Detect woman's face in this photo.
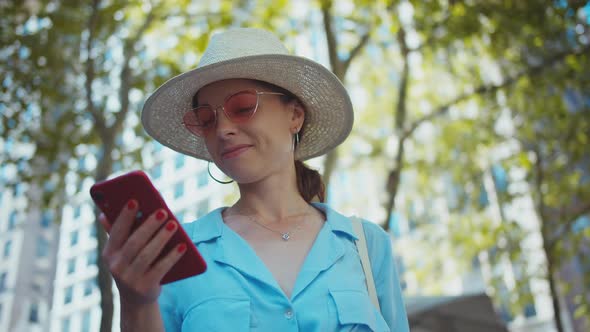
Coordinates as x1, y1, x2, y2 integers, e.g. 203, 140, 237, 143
194, 79, 305, 184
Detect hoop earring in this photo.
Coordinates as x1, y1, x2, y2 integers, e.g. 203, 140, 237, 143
207, 161, 234, 184
292, 132, 300, 151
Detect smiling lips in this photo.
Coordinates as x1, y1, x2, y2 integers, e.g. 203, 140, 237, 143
221, 144, 253, 159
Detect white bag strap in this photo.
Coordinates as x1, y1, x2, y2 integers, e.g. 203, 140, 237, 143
350, 216, 381, 311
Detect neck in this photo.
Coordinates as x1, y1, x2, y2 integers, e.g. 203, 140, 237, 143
230, 163, 312, 223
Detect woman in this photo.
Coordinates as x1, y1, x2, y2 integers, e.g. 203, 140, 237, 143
100, 28, 409, 331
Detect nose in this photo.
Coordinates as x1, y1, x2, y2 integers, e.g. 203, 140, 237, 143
214, 107, 238, 138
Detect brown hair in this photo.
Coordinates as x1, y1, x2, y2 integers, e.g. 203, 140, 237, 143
193, 80, 326, 203
295, 160, 325, 203
256, 81, 326, 203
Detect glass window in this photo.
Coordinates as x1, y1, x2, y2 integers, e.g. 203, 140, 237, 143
82, 309, 91, 332
524, 302, 537, 318
153, 142, 162, 153
113, 161, 122, 173
174, 182, 184, 198
0, 272, 7, 292
67, 258, 76, 274
36, 236, 49, 258
87, 250, 97, 267
41, 211, 52, 228
62, 316, 70, 332
64, 286, 73, 304
3, 240, 11, 257
29, 302, 39, 322
175, 211, 184, 223
89, 223, 97, 238
83, 278, 95, 296
197, 200, 209, 217
70, 231, 79, 247
197, 170, 208, 188
74, 206, 81, 219
175, 154, 185, 169
152, 163, 162, 179
8, 211, 17, 230
15, 183, 25, 196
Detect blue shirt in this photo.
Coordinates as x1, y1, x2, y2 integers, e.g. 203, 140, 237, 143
159, 203, 409, 332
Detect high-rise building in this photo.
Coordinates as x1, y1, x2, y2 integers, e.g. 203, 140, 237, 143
0, 174, 61, 332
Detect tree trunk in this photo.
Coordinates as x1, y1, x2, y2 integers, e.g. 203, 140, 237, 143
322, 149, 338, 198
319, 0, 370, 191
545, 246, 566, 332
383, 27, 410, 231
95, 138, 115, 332
533, 148, 565, 332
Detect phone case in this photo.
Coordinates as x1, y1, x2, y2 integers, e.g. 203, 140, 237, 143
90, 170, 207, 284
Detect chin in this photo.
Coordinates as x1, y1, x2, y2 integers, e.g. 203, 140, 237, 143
229, 169, 265, 184
219, 163, 262, 184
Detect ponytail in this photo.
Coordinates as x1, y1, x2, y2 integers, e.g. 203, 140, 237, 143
295, 160, 325, 203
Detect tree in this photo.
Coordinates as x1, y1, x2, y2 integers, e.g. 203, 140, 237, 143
1, 1, 241, 330
372, 1, 590, 331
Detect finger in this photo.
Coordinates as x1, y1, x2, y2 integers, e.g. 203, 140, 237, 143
118, 209, 168, 268
145, 242, 188, 284
104, 199, 138, 254
99, 213, 112, 234
127, 220, 178, 274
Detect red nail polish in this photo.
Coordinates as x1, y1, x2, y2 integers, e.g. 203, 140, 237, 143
156, 210, 166, 220
177, 243, 187, 253
127, 200, 137, 209
166, 221, 176, 231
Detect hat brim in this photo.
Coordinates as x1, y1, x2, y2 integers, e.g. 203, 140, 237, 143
141, 54, 353, 161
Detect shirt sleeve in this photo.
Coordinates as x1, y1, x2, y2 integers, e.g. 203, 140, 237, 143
363, 220, 410, 332
159, 284, 182, 332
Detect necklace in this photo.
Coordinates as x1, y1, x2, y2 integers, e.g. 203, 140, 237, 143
238, 212, 312, 241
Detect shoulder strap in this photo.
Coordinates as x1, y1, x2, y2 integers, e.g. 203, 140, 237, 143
350, 216, 381, 311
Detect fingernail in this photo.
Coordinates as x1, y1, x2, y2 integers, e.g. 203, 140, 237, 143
156, 210, 166, 220
177, 243, 187, 253
127, 200, 137, 210
165, 221, 176, 231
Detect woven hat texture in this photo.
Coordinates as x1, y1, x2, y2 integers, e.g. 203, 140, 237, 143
141, 28, 354, 161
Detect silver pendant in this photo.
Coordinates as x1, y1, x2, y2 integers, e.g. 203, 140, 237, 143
282, 233, 290, 241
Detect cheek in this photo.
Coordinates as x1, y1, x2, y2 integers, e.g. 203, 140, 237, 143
257, 125, 291, 153
203, 136, 219, 160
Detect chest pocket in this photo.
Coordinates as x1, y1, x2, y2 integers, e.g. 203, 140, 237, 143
329, 289, 390, 332
182, 296, 254, 332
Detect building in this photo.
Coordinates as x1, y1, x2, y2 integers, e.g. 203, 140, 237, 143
0, 174, 61, 332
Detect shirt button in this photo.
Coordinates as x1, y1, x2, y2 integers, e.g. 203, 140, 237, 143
284, 309, 293, 319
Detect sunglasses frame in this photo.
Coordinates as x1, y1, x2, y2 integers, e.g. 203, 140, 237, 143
183, 89, 285, 137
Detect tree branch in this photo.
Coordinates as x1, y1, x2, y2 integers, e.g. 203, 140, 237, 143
85, 0, 106, 136
341, 32, 370, 75
548, 200, 590, 249
402, 43, 590, 140
410, 13, 452, 53
113, 8, 157, 131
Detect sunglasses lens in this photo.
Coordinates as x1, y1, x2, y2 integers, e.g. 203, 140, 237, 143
183, 106, 215, 136
224, 91, 258, 122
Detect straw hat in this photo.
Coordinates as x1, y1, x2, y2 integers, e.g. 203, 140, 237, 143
141, 28, 353, 161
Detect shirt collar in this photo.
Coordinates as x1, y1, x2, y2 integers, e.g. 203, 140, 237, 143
311, 202, 358, 240
188, 202, 359, 243
190, 207, 225, 244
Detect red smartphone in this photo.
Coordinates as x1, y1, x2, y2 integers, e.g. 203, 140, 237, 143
90, 170, 206, 284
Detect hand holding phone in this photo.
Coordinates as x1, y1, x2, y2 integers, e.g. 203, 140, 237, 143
90, 170, 206, 293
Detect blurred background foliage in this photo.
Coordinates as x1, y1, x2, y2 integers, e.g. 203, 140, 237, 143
1, 1, 589, 331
